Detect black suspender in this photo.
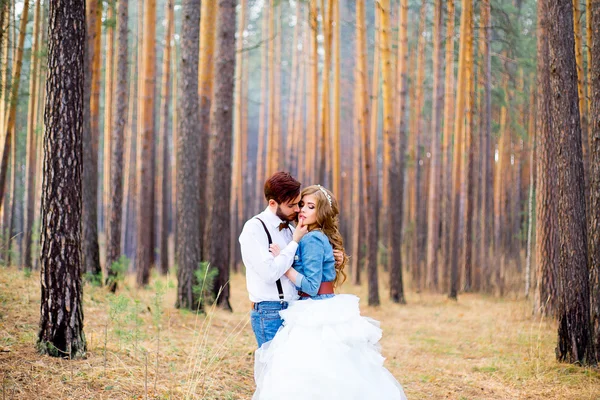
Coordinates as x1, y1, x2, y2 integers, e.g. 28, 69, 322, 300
255, 218, 285, 302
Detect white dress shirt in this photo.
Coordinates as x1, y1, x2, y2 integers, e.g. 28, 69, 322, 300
239, 207, 299, 303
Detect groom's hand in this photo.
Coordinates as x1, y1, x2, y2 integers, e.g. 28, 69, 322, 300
333, 250, 344, 267
269, 244, 281, 257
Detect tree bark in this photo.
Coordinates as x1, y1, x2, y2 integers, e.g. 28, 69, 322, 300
207, 0, 236, 310
587, 0, 600, 361
82, 0, 101, 278
176, 0, 202, 311
0, 0, 28, 213
534, 0, 559, 317
425, 0, 444, 291
198, 0, 217, 259
38, 0, 86, 359
135, 0, 156, 287
157, 0, 173, 275
441, 0, 455, 293
23, 0, 42, 269
449, 0, 471, 300
106, 0, 129, 291
549, 0, 595, 365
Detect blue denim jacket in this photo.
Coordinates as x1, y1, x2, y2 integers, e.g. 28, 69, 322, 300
293, 230, 336, 299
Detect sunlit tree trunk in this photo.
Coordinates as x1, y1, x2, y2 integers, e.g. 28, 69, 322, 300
449, 0, 471, 300
0, 0, 28, 213
198, 0, 217, 258
136, 0, 156, 286
23, 0, 42, 269
462, 14, 475, 292
206, 0, 236, 310
38, 0, 86, 358
550, 0, 595, 365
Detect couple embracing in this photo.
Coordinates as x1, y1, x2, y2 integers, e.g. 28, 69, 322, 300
239, 172, 407, 400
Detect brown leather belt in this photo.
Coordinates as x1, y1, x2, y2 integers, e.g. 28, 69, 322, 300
299, 281, 334, 298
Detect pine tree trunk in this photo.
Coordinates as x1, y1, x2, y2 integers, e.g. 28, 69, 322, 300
589, 0, 600, 362
103, 1, 115, 237
0, 0, 9, 134
0, 0, 28, 213
176, 0, 202, 311
381, 0, 404, 304
82, 0, 102, 278
479, 0, 492, 291
255, 4, 268, 209
230, 0, 246, 273
285, 1, 302, 175
549, 0, 595, 365
425, 0, 444, 291
206, 0, 236, 310
441, 0, 455, 293
198, 0, 217, 259
463, 15, 474, 292
332, 0, 341, 199
534, 0, 559, 317
306, 0, 319, 184
135, 0, 156, 287
106, 0, 129, 291
572, 0, 588, 187
23, 0, 42, 270
449, 0, 471, 300
355, 0, 378, 306
38, 0, 86, 358
157, 0, 173, 276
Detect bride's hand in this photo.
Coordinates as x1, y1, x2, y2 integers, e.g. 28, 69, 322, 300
293, 219, 308, 243
269, 244, 281, 257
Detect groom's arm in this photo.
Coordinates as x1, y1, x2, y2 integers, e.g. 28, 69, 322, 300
239, 220, 298, 283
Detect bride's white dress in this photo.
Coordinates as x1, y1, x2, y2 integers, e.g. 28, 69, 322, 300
253, 294, 407, 400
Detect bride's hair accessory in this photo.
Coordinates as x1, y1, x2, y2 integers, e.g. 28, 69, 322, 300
317, 185, 332, 207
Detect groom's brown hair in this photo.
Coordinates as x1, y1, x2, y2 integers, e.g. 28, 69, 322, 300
264, 171, 301, 205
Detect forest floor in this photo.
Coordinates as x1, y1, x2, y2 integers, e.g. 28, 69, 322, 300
0, 265, 599, 399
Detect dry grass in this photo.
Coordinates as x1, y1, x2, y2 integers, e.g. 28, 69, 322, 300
0, 265, 598, 399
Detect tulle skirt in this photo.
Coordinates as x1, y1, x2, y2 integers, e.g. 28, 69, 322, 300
253, 294, 407, 400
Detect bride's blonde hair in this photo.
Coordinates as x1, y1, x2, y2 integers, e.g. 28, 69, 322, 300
300, 185, 347, 288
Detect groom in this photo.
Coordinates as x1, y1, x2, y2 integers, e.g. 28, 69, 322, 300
239, 172, 307, 348
240, 172, 344, 348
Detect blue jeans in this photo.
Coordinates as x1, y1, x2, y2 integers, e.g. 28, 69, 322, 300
250, 301, 289, 348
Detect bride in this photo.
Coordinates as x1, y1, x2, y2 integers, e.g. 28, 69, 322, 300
253, 185, 407, 400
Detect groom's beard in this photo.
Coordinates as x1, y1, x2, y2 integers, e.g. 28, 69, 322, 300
276, 206, 297, 223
